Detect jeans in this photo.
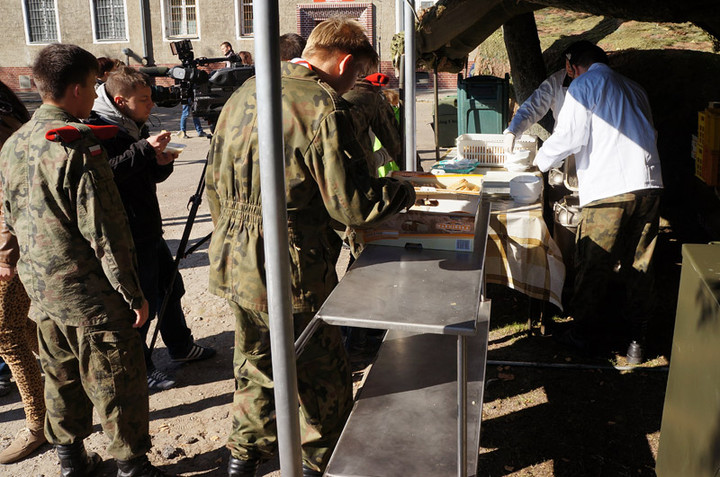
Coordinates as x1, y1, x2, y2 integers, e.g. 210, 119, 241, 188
0, 357, 9, 380
136, 238, 193, 369
179, 104, 204, 133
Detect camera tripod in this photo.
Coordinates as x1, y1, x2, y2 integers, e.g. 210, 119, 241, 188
146, 153, 212, 357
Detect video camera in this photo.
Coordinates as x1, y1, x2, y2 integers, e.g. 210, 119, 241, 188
141, 39, 254, 124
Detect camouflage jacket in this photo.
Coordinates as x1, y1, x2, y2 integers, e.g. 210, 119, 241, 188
0, 104, 144, 326
206, 61, 415, 313
342, 79, 401, 164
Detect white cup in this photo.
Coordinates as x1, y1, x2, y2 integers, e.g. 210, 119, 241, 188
509, 174, 542, 204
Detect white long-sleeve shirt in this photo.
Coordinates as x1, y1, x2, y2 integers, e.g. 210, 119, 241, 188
534, 63, 663, 206
505, 69, 568, 136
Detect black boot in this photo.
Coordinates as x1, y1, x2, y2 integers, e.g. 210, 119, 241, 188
117, 455, 168, 477
228, 456, 259, 477
302, 465, 322, 476
56, 442, 102, 477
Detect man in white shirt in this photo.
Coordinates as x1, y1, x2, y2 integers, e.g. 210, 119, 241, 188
503, 40, 595, 153
534, 44, 663, 364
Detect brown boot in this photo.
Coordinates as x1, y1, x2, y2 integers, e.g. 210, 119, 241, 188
0, 426, 47, 464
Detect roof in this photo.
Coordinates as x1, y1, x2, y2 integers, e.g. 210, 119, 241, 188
416, 0, 720, 71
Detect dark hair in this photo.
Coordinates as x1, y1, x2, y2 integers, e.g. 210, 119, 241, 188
279, 33, 306, 61
97, 57, 115, 76
564, 41, 608, 68
221, 41, 233, 50
33, 44, 98, 100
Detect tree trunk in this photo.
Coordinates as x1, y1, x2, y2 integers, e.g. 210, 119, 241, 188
503, 12, 554, 135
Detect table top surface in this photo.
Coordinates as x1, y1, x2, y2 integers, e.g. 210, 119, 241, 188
316, 244, 488, 335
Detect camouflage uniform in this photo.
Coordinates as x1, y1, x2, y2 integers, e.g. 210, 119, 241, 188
206, 61, 415, 471
0, 104, 150, 460
571, 190, 661, 342
342, 79, 401, 177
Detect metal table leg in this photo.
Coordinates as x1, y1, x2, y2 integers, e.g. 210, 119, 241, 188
457, 335, 467, 477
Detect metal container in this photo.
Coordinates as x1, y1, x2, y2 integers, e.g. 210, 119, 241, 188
553, 194, 581, 303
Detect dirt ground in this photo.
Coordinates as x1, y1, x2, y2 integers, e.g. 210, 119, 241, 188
0, 90, 682, 477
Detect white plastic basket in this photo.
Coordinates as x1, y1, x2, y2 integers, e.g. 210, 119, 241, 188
456, 133, 538, 167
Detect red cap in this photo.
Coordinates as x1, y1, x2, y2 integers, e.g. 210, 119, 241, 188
45, 124, 118, 143
364, 73, 390, 87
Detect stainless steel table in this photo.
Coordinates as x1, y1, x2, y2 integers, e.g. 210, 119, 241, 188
300, 244, 491, 477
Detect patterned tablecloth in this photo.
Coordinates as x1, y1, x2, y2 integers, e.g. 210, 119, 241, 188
484, 197, 566, 310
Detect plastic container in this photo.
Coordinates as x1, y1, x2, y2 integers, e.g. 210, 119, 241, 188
456, 133, 538, 167
509, 174, 542, 203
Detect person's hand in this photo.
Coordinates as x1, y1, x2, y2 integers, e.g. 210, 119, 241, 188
156, 151, 177, 166
148, 131, 172, 155
132, 298, 149, 328
0, 267, 16, 281
504, 132, 516, 155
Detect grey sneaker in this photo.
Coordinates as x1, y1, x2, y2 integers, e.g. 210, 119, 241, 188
147, 369, 176, 391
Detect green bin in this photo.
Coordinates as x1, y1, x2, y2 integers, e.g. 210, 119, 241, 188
432, 94, 458, 148
457, 75, 509, 135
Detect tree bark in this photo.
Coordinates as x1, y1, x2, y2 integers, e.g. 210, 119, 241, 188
503, 12, 554, 135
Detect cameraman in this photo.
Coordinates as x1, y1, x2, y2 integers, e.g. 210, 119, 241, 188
87, 66, 216, 391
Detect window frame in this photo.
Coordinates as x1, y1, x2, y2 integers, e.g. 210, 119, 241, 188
21, 0, 61, 45
89, 0, 129, 44
235, 0, 253, 39
161, 0, 201, 41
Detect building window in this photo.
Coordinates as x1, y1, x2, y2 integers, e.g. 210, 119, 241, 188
166, 0, 198, 38
237, 0, 253, 37
92, 0, 127, 41
23, 0, 59, 44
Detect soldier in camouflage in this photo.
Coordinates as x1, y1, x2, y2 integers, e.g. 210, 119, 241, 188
206, 18, 416, 477
0, 44, 166, 477
342, 74, 401, 177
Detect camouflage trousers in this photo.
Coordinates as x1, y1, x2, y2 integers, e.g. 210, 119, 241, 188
571, 189, 661, 341
37, 313, 151, 460
227, 302, 352, 472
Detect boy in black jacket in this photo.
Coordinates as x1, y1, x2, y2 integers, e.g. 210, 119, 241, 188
87, 66, 215, 391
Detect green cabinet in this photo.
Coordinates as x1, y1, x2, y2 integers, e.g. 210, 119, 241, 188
457, 75, 509, 136
656, 243, 720, 476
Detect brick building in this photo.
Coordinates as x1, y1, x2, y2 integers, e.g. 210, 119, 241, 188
0, 0, 461, 92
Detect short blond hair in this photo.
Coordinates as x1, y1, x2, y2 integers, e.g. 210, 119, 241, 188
303, 17, 378, 73
105, 66, 151, 99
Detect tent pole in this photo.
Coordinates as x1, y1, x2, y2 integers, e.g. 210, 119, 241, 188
254, 2, 303, 476
404, 0, 416, 171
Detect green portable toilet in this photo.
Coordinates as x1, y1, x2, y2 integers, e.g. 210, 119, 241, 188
433, 94, 458, 147
457, 74, 509, 135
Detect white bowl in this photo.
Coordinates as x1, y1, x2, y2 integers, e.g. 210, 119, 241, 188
509, 174, 542, 204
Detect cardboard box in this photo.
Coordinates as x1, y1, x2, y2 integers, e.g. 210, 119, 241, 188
359, 208, 479, 252
356, 170, 485, 252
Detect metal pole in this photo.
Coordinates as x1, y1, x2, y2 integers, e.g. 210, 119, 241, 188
395, 0, 404, 33
457, 335, 468, 477
403, 0, 417, 171
434, 67, 439, 163
254, 3, 303, 476
138, 0, 153, 65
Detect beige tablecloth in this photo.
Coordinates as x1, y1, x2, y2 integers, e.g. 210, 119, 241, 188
484, 198, 566, 310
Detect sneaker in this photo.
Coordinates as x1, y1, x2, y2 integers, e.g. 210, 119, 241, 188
0, 426, 47, 464
170, 342, 216, 363
176, 131, 188, 139
197, 131, 207, 138
0, 380, 11, 397
147, 369, 176, 391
